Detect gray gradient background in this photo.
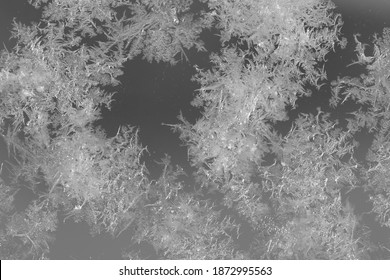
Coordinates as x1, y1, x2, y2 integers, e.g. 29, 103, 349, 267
0, 0, 390, 259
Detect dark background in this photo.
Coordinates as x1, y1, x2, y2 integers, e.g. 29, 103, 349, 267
1, 0, 390, 259
1, 0, 390, 179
